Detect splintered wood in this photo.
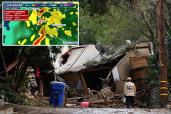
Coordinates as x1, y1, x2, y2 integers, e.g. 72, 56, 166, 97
89, 94, 125, 108
66, 86, 125, 108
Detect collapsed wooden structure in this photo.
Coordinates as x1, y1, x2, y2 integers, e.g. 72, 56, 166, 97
52, 41, 154, 107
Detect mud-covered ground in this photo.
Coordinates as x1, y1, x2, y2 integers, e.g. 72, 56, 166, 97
12, 105, 171, 114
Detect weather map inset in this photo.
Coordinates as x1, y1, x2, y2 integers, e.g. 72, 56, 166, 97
2, 1, 79, 46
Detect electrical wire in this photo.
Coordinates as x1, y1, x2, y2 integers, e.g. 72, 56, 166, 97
57, 46, 88, 74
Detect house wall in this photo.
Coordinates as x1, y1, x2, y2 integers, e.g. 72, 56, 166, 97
115, 45, 151, 94
115, 52, 133, 93
60, 72, 84, 97
61, 72, 80, 88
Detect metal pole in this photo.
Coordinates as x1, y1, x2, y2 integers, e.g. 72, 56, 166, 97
157, 0, 168, 107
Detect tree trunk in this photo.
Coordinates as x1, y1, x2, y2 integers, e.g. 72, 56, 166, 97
14, 47, 25, 82
0, 48, 8, 78
15, 62, 29, 91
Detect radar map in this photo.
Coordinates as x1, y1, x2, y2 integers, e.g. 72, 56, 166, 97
2, 1, 79, 46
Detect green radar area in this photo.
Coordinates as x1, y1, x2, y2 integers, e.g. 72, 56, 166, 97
2, 1, 79, 46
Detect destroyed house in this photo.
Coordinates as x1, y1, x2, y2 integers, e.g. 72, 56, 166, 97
53, 45, 125, 97
54, 41, 154, 98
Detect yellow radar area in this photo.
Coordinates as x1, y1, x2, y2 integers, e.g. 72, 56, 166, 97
29, 10, 38, 25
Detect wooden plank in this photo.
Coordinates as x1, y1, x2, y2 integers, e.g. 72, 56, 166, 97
39, 79, 44, 96
136, 46, 149, 49
79, 72, 89, 96
115, 80, 125, 94
80, 66, 112, 72
132, 68, 148, 80
67, 97, 84, 101
89, 99, 113, 104
130, 56, 148, 69
0, 60, 17, 75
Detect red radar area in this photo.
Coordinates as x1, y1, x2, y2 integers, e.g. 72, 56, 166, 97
4, 10, 29, 21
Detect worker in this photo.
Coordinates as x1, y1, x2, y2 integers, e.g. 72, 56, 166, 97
124, 77, 136, 108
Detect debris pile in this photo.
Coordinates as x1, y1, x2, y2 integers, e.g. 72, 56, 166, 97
65, 86, 125, 108
52, 42, 154, 108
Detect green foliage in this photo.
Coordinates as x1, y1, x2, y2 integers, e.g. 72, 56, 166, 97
17, 74, 30, 93
79, 4, 147, 46
0, 89, 23, 104
146, 55, 159, 86
79, 27, 96, 44
23, 47, 51, 67
0, 89, 34, 105
49, 46, 61, 62
0, 75, 32, 105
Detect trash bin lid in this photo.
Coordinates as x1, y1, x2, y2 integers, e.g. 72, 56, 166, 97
50, 81, 65, 84
50, 81, 65, 89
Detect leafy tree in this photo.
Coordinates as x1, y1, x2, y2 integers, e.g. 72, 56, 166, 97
79, 1, 147, 45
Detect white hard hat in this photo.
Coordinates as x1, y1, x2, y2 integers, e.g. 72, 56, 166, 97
127, 77, 132, 80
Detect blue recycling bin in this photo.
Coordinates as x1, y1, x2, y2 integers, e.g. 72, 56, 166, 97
50, 81, 65, 107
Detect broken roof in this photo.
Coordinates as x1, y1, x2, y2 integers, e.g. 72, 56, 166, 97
53, 45, 127, 75
54, 45, 103, 74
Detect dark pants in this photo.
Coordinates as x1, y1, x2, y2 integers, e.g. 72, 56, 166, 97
126, 96, 134, 108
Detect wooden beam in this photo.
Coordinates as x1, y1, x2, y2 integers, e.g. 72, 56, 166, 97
39, 79, 44, 96
0, 60, 17, 75
79, 72, 89, 96
80, 66, 112, 72
135, 46, 149, 49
